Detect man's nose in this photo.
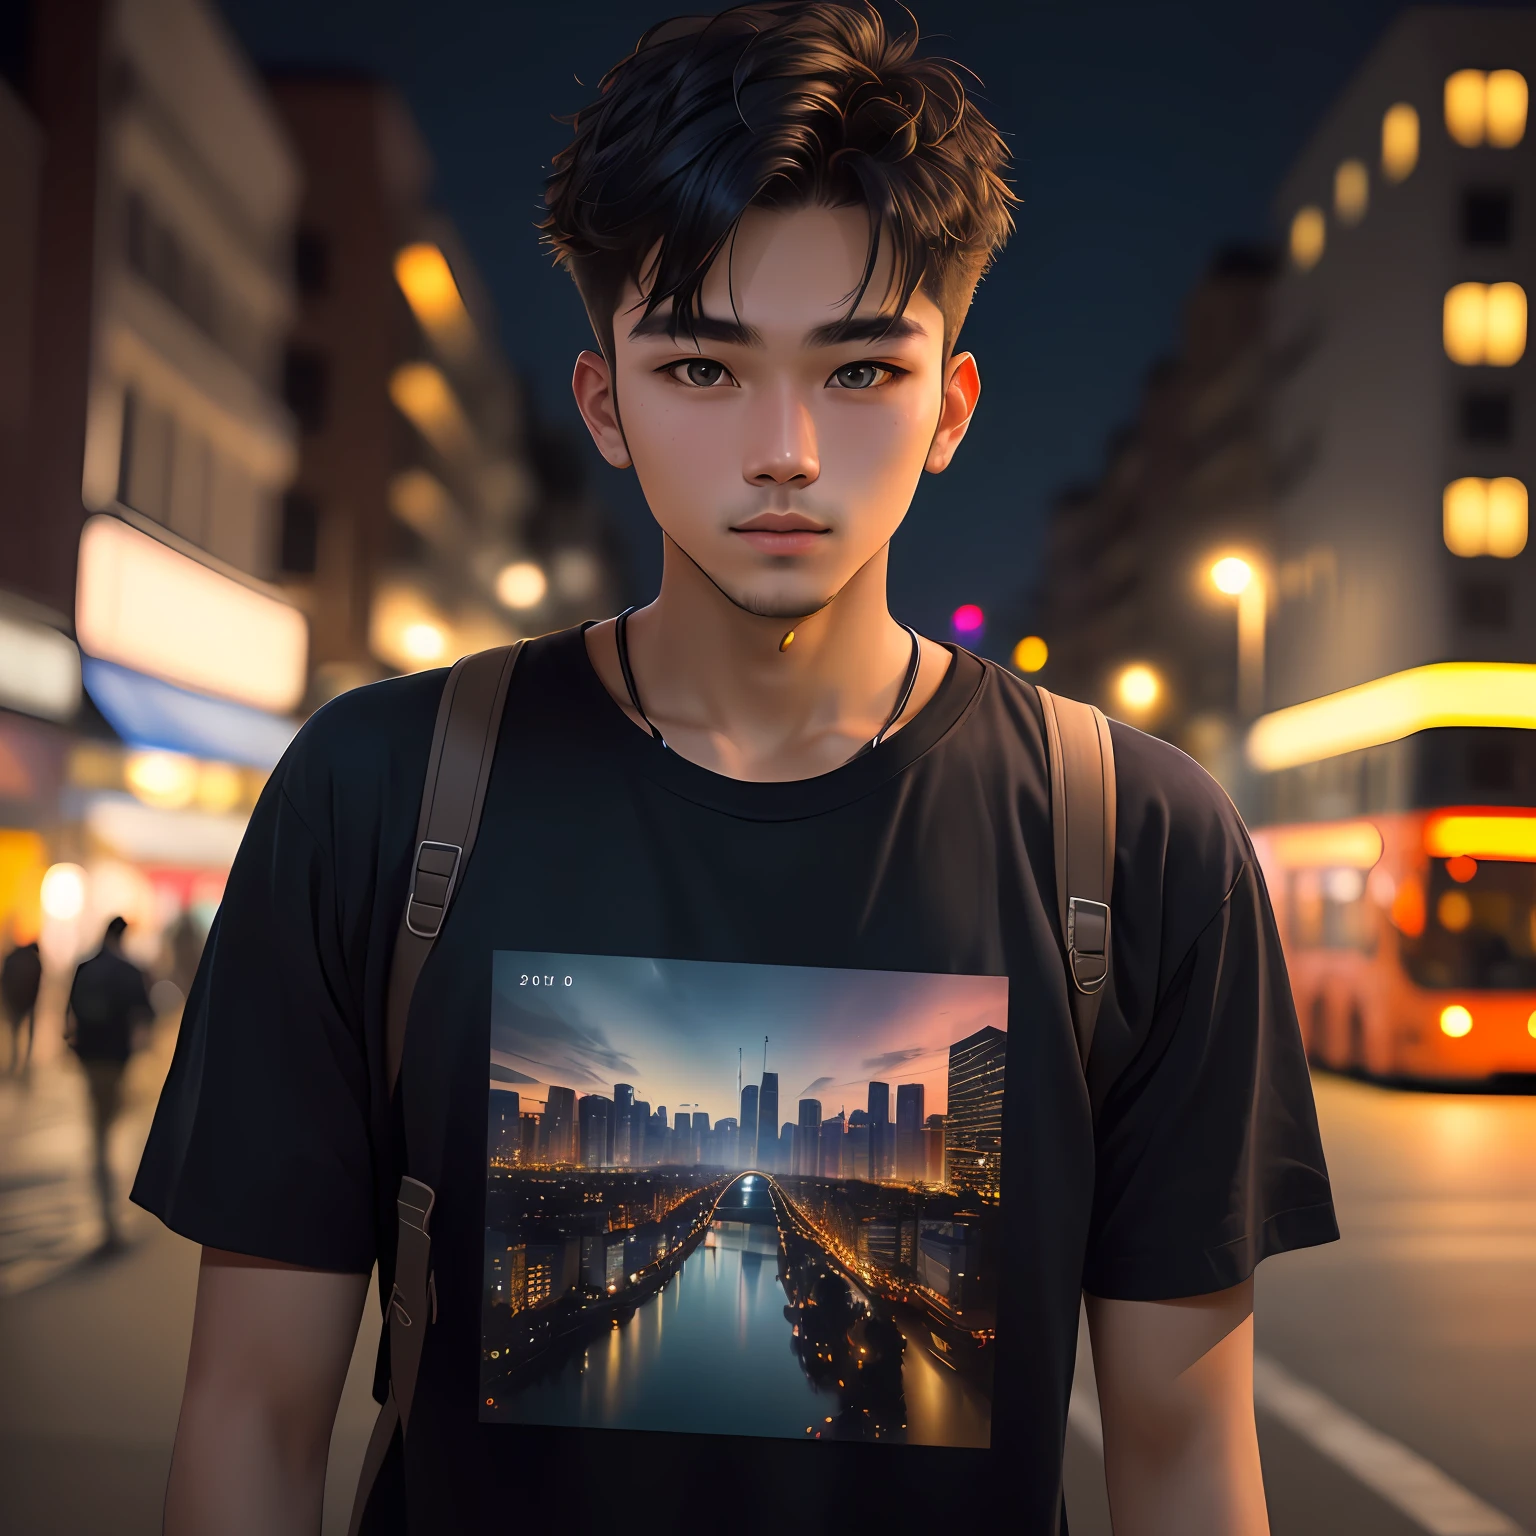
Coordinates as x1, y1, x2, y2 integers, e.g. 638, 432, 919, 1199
743, 385, 820, 488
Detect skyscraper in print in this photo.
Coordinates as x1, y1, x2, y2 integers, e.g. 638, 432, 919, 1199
483, 952, 1008, 1448
945, 1027, 1006, 1200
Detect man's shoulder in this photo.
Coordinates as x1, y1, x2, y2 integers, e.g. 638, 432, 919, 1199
273, 669, 449, 826
977, 663, 1249, 905
1107, 717, 1251, 919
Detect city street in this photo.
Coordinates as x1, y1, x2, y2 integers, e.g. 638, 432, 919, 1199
1, 1057, 1531, 1534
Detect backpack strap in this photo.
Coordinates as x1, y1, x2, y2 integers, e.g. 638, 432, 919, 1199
350, 642, 521, 1536
385, 642, 523, 1095
1036, 687, 1117, 1069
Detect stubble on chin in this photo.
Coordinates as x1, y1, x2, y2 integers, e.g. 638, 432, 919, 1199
726, 582, 839, 621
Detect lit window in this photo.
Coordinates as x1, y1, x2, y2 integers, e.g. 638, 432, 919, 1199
1443, 282, 1527, 366
1446, 69, 1487, 146
1381, 103, 1419, 181
1443, 477, 1528, 558
1487, 281, 1527, 363
1487, 70, 1528, 147
1289, 206, 1325, 271
1334, 160, 1369, 224
1444, 69, 1528, 148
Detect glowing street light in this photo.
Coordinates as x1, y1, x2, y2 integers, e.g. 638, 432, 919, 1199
1211, 556, 1253, 595
1115, 664, 1161, 714
1209, 554, 1266, 717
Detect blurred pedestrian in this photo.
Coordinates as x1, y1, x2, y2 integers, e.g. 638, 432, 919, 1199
1, 935, 41, 1077
66, 916, 152, 1250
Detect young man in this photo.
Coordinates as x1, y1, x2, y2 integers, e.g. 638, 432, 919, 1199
135, 5, 1336, 1533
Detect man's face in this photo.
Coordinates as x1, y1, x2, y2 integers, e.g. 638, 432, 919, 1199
582, 204, 976, 619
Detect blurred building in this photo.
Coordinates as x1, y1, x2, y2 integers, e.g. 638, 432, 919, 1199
266, 73, 621, 705
1035, 7, 1536, 817
1260, 6, 1536, 822
1034, 246, 1276, 781
0, 0, 305, 988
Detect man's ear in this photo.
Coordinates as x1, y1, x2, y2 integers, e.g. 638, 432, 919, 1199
925, 352, 981, 474
572, 350, 633, 469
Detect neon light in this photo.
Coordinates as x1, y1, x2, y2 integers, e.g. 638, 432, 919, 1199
1247, 663, 1536, 771
1425, 810, 1536, 862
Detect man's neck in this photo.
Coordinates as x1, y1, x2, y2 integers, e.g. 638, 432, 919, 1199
585, 538, 950, 782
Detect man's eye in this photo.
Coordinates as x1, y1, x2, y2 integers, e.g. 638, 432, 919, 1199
829, 362, 893, 390
668, 359, 732, 387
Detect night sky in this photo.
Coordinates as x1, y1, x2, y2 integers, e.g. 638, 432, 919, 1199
489, 950, 1008, 1128
217, 0, 1503, 654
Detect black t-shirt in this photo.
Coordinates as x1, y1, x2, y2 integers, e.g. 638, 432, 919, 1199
133, 625, 1336, 1535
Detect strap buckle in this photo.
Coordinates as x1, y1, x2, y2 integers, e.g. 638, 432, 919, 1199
1067, 896, 1111, 994
405, 841, 462, 938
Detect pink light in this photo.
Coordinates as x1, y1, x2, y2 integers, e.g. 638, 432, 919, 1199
951, 603, 985, 634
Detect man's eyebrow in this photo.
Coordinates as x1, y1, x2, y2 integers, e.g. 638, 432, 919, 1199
628, 309, 762, 346
805, 314, 927, 347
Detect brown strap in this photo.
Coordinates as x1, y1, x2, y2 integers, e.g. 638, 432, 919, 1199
346, 1390, 398, 1536
1037, 687, 1117, 1068
345, 1170, 436, 1533
385, 642, 522, 1096
354, 646, 521, 1530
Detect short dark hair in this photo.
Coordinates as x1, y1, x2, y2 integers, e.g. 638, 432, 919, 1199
104, 916, 128, 941
542, 1, 1015, 359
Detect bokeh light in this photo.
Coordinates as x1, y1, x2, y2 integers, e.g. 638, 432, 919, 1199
1115, 663, 1160, 713
1211, 556, 1254, 595
951, 604, 985, 636
1439, 1004, 1473, 1039
1012, 635, 1048, 673
496, 560, 548, 610
40, 862, 87, 922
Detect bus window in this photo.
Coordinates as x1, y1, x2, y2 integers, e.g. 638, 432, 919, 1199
1288, 867, 1377, 952
1400, 857, 1536, 989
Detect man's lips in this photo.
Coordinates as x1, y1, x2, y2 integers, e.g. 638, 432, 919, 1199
731, 512, 829, 555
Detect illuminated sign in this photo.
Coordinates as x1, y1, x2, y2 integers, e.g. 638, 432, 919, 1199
0, 611, 81, 722
75, 515, 307, 714
1247, 663, 1536, 771
1424, 810, 1536, 862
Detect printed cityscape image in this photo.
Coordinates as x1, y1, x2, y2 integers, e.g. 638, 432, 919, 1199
481, 953, 1008, 1447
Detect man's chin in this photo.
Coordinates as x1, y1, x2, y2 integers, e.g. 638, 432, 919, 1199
723, 583, 839, 622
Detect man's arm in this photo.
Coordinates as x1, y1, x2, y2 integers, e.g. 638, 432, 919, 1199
164, 1248, 369, 1536
1086, 1278, 1269, 1536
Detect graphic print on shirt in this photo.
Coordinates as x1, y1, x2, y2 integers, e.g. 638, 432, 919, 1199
481, 952, 1007, 1448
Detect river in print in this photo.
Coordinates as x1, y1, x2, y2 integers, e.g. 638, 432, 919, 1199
481, 952, 1007, 1447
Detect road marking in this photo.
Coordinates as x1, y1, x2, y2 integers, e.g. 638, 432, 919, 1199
1252, 1354, 1527, 1536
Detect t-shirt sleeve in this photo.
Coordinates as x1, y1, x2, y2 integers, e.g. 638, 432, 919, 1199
1082, 744, 1338, 1301
131, 735, 378, 1273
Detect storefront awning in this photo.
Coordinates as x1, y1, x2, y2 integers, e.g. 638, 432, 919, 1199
82, 658, 298, 770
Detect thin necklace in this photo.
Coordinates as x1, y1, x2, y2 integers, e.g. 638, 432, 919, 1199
613, 607, 924, 762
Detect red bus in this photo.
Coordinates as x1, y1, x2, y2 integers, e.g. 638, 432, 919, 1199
1251, 805, 1536, 1081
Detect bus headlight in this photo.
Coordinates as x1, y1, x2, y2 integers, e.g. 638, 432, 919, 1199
1440, 1005, 1473, 1038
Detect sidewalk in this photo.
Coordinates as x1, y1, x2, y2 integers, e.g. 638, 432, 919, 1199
0, 1026, 380, 1535
0, 1024, 169, 1296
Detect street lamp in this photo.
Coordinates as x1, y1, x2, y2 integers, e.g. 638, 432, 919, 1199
1209, 555, 1266, 717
